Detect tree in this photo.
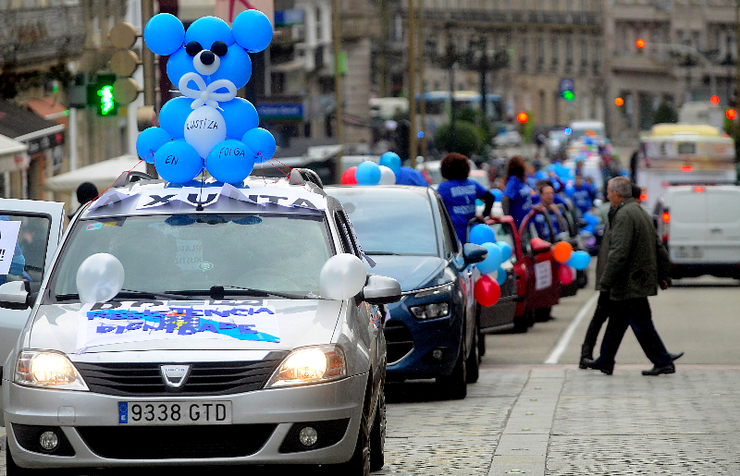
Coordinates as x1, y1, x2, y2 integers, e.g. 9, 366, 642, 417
434, 120, 484, 157
653, 102, 678, 125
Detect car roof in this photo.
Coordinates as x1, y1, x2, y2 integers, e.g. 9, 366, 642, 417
80, 176, 330, 220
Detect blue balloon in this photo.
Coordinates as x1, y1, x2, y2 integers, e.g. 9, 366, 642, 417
496, 241, 512, 262
241, 127, 276, 163
144, 14, 185, 56
492, 189, 503, 202
185, 16, 234, 49
154, 140, 203, 184
209, 46, 252, 90
166, 49, 196, 87
221, 98, 259, 140
356, 161, 381, 185
158, 97, 192, 138
136, 127, 171, 164
232, 10, 273, 53
478, 242, 503, 275
205, 139, 256, 184
417, 131, 425, 139
379, 152, 402, 174
495, 266, 507, 285
567, 250, 591, 271
469, 224, 495, 245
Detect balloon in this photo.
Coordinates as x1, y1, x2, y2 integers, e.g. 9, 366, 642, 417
158, 97, 192, 139
144, 14, 185, 56
76, 253, 125, 304
183, 106, 227, 158
474, 274, 501, 307
496, 241, 512, 262
492, 189, 503, 202
469, 224, 495, 245
552, 241, 573, 263
209, 46, 252, 90
319, 253, 367, 300
184, 16, 234, 50
478, 242, 503, 275
355, 161, 381, 185
205, 139, 255, 184
136, 127, 171, 164
341, 167, 358, 185
417, 131, 425, 139
241, 127, 277, 163
232, 9, 273, 53
155, 140, 203, 184
378, 165, 396, 185
568, 250, 591, 270
495, 266, 507, 286
221, 98, 259, 140
379, 152, 402, 174
558, 264, 574, 285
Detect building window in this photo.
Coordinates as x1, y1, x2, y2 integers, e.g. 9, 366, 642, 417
566, 38, 573, 72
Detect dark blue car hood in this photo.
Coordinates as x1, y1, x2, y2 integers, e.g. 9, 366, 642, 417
367, 255, 447, 292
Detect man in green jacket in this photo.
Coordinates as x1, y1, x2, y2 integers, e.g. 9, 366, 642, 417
582, 177, 676, 376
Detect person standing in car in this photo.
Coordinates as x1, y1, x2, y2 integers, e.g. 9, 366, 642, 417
582, 177, 678, 376
502, 156, 534, 228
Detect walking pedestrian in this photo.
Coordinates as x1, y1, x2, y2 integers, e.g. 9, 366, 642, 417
579, 183, 683, 369
582, 177, 679, 376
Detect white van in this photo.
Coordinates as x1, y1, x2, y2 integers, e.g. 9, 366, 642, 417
654, 184, 740, 279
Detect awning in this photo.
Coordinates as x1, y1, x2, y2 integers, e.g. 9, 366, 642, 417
0, 99, 65, 155
44, 155, 143, 192
0, 134, 29, 174
27, 97, 69, 127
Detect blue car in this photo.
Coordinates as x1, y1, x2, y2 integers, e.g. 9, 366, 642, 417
328, 186, 487, 399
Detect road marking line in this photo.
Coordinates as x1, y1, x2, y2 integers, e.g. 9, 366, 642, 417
544, 292, 599, 364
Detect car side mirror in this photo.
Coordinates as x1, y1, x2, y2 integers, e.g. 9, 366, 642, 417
463, 243, 488, 264
358, 274, 402, 305
0, 281, 31, 310
530, 237, 552, 254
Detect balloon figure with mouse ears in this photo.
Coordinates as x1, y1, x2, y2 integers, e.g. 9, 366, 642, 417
135, 10, 277, 185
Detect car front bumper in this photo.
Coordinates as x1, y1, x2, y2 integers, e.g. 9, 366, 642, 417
3, 372, 367, 468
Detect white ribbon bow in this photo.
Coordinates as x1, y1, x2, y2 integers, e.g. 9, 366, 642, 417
179, 72, 237, 109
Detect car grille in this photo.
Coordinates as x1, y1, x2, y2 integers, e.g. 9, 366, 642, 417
384, 321, 414, 364
77, 424, 276, 459
75, 352, 288, 396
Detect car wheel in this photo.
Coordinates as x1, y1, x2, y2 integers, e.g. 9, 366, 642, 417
512, 313, 529, 333
369, 376, 386, 472
466, 330, 480, 383
436, 333, 467, 400
534, 307, 552, 322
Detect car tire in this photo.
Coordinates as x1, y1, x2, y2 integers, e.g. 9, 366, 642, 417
436, 334, 467, 400
329, 384, 372, 476
512, 313, 529, 333
369, 376, 386, 472
534, 307, 552, 322
466, 330, 480, 383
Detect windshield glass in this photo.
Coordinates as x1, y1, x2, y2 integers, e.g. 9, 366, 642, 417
51, 213, 332, 299
333, 191, 438, 256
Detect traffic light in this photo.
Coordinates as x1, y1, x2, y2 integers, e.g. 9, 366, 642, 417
87, 74, 118, 116
559, 78, 575, 102
710, 95, 720, 106
636, 39, 646, 50
517, 112, 529, 124
615, 97, 624, 107
726, 108, 737, 120
109, 22, 141, 107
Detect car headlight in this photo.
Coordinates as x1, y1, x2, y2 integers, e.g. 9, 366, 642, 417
409, 302, 450, 320
15, 351, 88, 391
413, 283, 454, 299
266, 345, 347, 388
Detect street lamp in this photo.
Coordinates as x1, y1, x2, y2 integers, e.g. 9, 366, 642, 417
445, 23, 457, 153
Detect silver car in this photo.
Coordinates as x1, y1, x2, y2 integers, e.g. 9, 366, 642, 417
0, 172, 399, 475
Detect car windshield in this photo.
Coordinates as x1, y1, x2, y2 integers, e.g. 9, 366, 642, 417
50, 213, 332, 299
333, 190, 438, 256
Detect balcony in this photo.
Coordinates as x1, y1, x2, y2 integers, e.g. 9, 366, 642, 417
340, 15, 380, 40
419, 9, 601, 28
0, 5, 85, 68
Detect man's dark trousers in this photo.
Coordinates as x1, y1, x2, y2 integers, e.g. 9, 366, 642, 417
595, 297, 672, 372
582, 291, 611, 351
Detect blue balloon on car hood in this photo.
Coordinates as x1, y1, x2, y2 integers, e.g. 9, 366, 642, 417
366, 255, 446, 292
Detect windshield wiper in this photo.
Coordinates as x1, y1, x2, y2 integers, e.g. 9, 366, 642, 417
365, 251, 401, 255
55, 293, 81, 302
168, 285, 309, 300
54, 290, 192, 303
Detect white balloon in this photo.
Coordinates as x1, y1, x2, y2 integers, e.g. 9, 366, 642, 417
378, 165, 396, 185
76, 253, 125, 304
183, 106, 227, 158
319, 253, 367, 300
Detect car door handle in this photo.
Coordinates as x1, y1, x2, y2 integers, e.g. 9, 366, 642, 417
710, 228, 723, 234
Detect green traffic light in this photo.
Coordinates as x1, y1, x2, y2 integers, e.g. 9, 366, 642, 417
97, 85, 116, 115
562, 90, 575, 102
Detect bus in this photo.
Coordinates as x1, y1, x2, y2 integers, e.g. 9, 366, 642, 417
635, 123, 737, 212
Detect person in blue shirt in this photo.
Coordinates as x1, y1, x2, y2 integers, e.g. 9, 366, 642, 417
395, 165, 429, 186
565, 174, 596, 214
0, 216, 26, 285
533, 183, 569, 242
502, 155, 534, 228
437, 153, 497, 243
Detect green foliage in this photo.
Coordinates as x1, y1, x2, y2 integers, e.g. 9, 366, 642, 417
723, 117, 740, 164
455, 106, 493, 148
652, 102, 678, 125
434, 120, 485, 157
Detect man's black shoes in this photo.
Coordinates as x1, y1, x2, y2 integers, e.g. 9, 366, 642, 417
581, 358, 613, 375
669, 351, 684, 361
642, 363, 676, 376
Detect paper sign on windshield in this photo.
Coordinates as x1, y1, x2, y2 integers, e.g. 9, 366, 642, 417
76, 301, 280, 352
534, 261, 552, 291
0, 220, 22, 275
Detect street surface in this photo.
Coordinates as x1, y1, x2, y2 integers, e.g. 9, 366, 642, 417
2, 270, 739, 475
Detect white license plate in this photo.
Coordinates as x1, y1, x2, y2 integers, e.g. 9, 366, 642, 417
674, 247, 703, 259
118, 401, 232, 425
